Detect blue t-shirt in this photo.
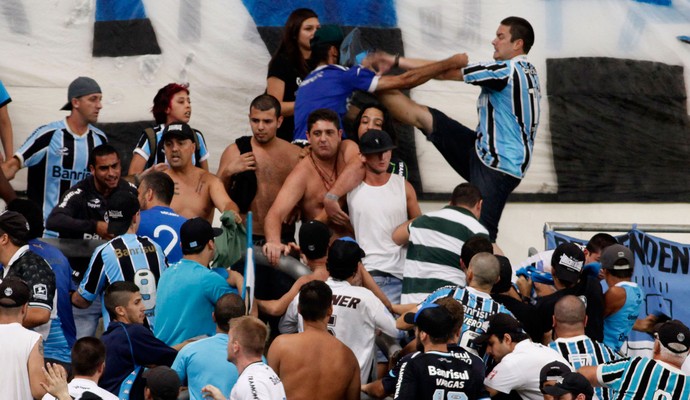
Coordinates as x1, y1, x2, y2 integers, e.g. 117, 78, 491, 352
463, 55, 541, 179
137, 206, 187, 264
172, 333, 239, 400
293, 64, 378, 141
29, 239, 76, 363
154, 259, 237, 346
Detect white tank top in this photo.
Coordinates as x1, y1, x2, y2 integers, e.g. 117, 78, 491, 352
0, 323, 41, 400
347, 174, 408, 278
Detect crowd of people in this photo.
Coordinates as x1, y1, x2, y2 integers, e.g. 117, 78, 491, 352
0, 8, 687, 400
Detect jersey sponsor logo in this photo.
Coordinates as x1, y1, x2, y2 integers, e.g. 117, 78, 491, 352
300, 71, 324, 87
33, 283, 48, 300
87, 198, 101, 208
427, 366, 469, 380
114, 245, 158, 258
51, 166, 89, 181
83, 233, 102, 240
332, 294, 361, 309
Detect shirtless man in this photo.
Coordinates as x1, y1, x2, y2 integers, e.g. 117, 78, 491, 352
267, 280, 360, 400
263, 108, 359, 265
217, 94, 301, 241
161, 122, 239, 222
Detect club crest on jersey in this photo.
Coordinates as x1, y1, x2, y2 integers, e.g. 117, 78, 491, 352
33, 284, 48, 300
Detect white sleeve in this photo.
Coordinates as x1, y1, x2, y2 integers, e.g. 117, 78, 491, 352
484, 356, 522, 394
278, 297, 299, 334
371, 293, 398, 337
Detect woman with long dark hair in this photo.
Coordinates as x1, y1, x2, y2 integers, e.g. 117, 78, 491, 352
266, 8, 319, 142
353, 102, 408, 178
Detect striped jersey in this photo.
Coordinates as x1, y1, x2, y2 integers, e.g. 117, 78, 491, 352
463, 55, 541, 179
15, 119, 107, 220
598, 356, 690, 400
132, 124, 208, 168
422, 285, 512, 356
401, 206, 489, 304
550, 335, 622, 400
78, 233, 167, 329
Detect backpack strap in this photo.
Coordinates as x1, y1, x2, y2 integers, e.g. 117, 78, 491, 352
144, 127, 157, 169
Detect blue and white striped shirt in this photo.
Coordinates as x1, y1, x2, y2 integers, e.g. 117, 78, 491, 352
550, 335, 622, 400
463, 55, 541, 179
15, 119, 107, 220
598, 356, 690, 400
422, 285, 512, 356
78, 233, 167, 329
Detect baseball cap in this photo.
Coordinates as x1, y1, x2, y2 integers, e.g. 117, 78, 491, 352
311, 25, 344, 49
542, 372, 593, 400
160, 122, 195, 143
0, 210, 30, 242
142, 366, 181, 400
327, 238, 365, 279
298, 220, 330, 260
359, 129, 396, 155
61, 76, 102, 111
180, 217, 222, 253
0, 277, 30, 308
403, 303, 455, 338
7, 199, 44, 240
539, 360, 571, 391
472, 313, 524, 345
551, 243, 585, 284
106, 191, 140, 235
655, 320, 690, 353
600, 244, 634, 271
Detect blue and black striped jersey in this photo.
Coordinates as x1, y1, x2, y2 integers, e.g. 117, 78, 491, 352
15, 119, 107, 220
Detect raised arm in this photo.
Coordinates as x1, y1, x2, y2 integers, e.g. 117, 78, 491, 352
376, 54, 468, 92
208, 175, 240, 215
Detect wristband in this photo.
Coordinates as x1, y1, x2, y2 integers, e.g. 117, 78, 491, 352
325, 192, 339, 201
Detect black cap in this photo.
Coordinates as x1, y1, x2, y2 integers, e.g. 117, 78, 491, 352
7, 199, 44, 240
540, 360, 572, 391
143, 366, 181, 400
327, 238, 364, 279
655, 320, 690, 353
403, 303, 455, 338
551, 243, 585, 284
310, 25, 344, 49
61, 76, 101, 111
359, 129, 396, 155
106, 191, 140, 235
472, 313, 524, 345
0, 277, 30, 308
298, 220, 330, 260
600, 244, 634, 271
542, 372, 593, 400
0, 210, 30, 242
180, 217, 222, 253
161, 122, 195, 143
